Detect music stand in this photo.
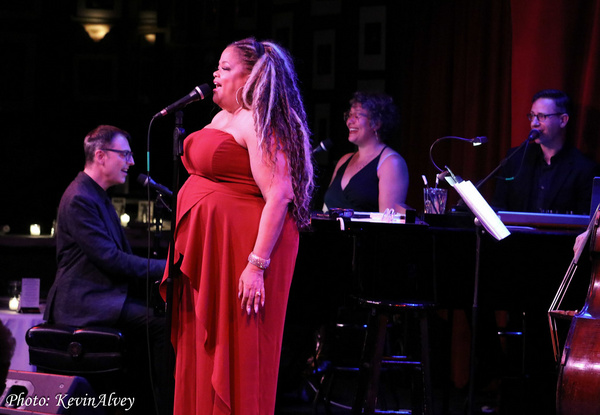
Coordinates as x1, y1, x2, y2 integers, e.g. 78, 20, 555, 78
443, 169, 510, 415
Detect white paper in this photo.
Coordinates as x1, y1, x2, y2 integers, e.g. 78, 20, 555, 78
20, 278, 40, 309
453, 180, 510, 240
350, 211, 406, 224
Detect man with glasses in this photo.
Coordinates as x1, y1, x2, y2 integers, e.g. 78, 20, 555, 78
44, 125, 170, 415
493, 89, 598, 214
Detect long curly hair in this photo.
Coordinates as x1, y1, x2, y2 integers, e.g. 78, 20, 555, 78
230, 37, 314, 228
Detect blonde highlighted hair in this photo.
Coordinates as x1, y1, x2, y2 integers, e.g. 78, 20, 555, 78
230, 37, 314, 228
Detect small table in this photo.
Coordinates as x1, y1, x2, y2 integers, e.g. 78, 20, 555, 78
0, 309, 45, 371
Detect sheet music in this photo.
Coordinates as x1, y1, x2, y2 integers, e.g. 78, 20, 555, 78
452, 180, 510, 240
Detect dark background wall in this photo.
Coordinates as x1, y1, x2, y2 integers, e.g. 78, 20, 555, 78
1, 0, 599, 235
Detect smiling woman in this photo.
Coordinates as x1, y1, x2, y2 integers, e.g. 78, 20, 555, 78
323, 91, 409, 213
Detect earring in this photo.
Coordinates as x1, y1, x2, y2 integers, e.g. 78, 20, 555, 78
235, 87, 243, 107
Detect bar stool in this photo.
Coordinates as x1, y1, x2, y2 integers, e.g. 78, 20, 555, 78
352, 297, 435, 415
312, 317, 368, 414
26, 323, 125, 375
25, 323, 126, 399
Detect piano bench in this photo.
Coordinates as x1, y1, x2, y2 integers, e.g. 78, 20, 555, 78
25, 323, 125, 376
353, 297, 435, 415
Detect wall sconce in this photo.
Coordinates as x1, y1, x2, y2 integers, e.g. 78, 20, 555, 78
83, 23, 112, 42
144, 33, 156, 44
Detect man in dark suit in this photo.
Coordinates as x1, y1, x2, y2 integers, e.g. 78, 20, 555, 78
493, 89, 598, 214
44, 125, 170, 414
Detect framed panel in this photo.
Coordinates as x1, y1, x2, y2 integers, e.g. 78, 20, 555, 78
201, 1, 220, 33
311, 0, 342, 15
137, 200, 154, 224
76, 0, 122, 19
234, 0, 257, 31
0, 1, 43, 17
111, 197, 127, 217
359, 6, 386, 71
357, 79, 386, 93
314, 103, 332, 144
272, 12, 294, 51
312, 30, 335, 90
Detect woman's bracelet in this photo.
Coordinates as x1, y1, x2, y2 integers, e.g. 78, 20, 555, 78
248, 251, 271, 270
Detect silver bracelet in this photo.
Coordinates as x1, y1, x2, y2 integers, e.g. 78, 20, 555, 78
248, 251, 270, 270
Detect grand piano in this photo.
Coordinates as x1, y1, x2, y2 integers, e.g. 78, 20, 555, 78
281, 209, 592, 414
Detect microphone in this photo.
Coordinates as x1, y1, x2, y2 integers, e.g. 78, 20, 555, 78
312, 138, 333, 154
138, 174, 173, 197
153, 84, 212, 119
470, 136, 488, 146
527, 129, 540, 141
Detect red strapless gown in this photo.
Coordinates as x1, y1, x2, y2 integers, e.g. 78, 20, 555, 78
160, 128, 299, 415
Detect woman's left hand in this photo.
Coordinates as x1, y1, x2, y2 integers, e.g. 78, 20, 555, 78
238, 264, 266, 315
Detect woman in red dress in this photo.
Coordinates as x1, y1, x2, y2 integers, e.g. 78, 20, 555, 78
161, 38, 313, 415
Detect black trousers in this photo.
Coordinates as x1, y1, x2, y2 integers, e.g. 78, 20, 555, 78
117, 296, 173, 415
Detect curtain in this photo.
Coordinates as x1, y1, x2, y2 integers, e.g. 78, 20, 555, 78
399, 0, 600, 208
511, 0, 600, 159
398, 0, 512, 205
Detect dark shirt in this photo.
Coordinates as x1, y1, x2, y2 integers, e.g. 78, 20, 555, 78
324, 147, 386, 212
492, 143, 599, 215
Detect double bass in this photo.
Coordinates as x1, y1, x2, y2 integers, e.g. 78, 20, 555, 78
549, 207, 600, 414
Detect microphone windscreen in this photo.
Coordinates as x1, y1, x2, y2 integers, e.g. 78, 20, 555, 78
137, 174, 149, 186
321, 138, 333, 151
197, 84, 213, 100
313, 138, 333, 154
528, 129, 540, 141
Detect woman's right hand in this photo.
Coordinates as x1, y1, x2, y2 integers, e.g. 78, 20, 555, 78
238, 264, 265, 315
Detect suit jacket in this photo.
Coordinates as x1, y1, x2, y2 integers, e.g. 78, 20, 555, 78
492, 143, 599, 215
44, 172, 166, 327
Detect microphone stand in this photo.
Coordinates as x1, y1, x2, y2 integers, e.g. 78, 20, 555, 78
466, 220, 484, 415
151, 193, 171, 315
453, 137, 532, 210
473, 138, 532, 190
152, 194, 170, 257
441, 169, 510, 415
164, 110, 185, 404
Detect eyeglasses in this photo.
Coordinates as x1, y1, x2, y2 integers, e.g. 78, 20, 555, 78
101, 148, 134, 161
343, 111, 370, 122
527, 112, 563, 122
